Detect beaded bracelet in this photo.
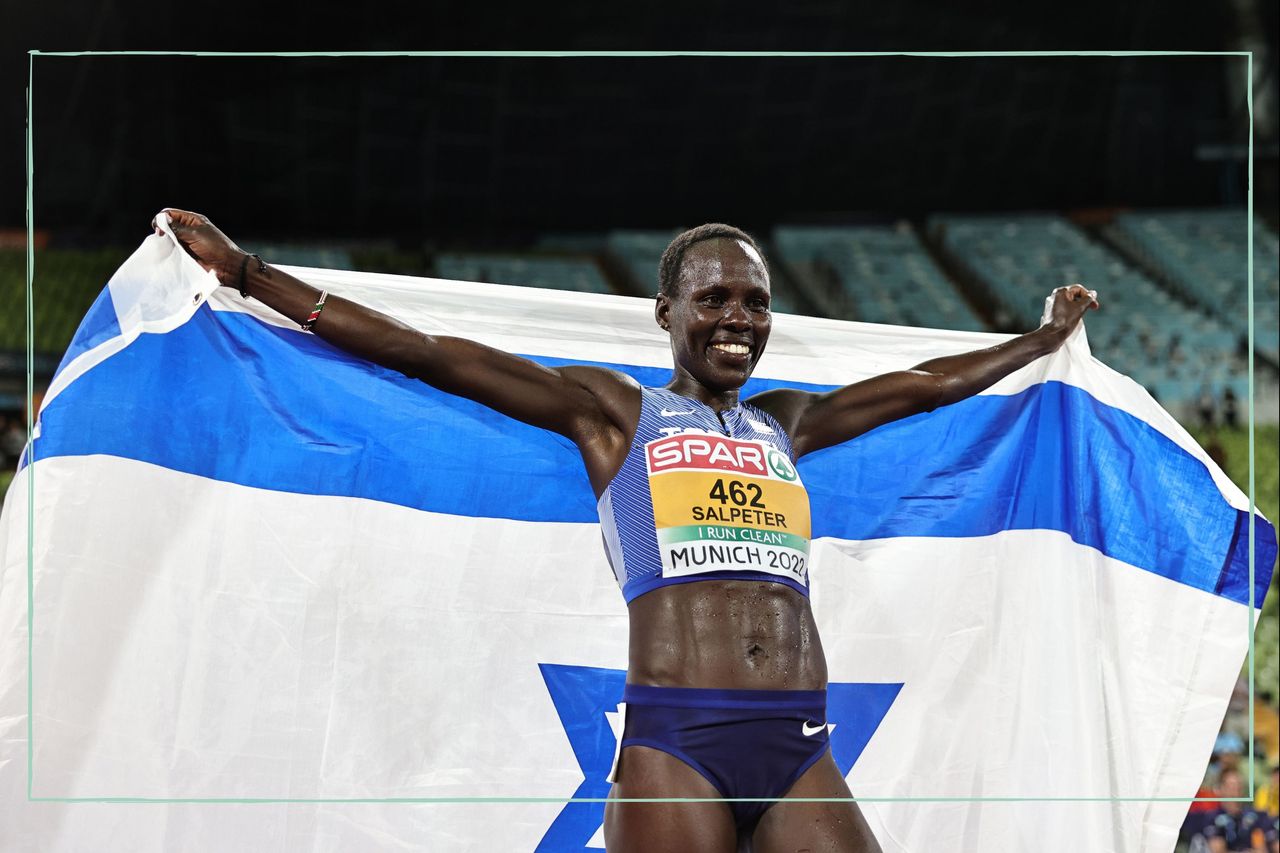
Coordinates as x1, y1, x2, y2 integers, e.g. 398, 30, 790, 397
302, 290, 329, 332
238, 253, 267, 299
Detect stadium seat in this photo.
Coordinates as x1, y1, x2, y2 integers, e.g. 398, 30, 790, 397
772, 223, 987, 331
434, 252, 614, 295
1108, 210, 1279, 364
929, 213, 1248, 412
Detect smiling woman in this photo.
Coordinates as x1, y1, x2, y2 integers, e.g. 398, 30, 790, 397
156, 208, 1096, 853
655, 225, 774, 405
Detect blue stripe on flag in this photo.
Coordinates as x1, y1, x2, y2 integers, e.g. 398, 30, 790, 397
32, 306, 1277, 606
51, 285, 120, 380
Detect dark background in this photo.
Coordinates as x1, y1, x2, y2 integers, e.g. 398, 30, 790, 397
4, 0, 1277, 247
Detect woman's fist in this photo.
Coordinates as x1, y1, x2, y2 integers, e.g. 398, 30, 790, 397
152, 209, 247, 286
1043, 283, 1100, 335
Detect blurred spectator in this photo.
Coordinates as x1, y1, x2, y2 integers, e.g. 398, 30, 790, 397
1213, 732, 1247, 782
1199, 384, 1218, 428
1191, 768, 1276, 851
0, 413, 26, 470
1257, 765, 1279, 818
1223, 386, 1239, 430
1228, 680, 1254, 734
1258, 692, 1280, 767
1189, 774, 1226, 843
1187, 735, 1249, 844
1206, 430, 1228, 469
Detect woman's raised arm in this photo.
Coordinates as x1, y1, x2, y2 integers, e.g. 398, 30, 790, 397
158, 209, 637, 465
749, 284, 1099, 458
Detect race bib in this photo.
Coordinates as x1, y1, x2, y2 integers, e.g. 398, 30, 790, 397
645, 433, 811, 585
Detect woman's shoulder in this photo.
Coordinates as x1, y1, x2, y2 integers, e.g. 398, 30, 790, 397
741, 395, 789, 428
557, 364, 641, 394
742, 388, 808, 445
740, 396, 799, 455
555, 365, 643, 434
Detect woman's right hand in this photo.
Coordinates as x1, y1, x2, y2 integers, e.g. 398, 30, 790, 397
151, 209, 247, 286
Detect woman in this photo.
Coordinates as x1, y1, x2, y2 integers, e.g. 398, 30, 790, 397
158, 210, 1097, 853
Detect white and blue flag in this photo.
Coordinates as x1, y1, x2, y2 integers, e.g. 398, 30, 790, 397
0, 220, 1274, 851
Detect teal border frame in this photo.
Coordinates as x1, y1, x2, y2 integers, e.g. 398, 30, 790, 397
23, 49, 1261, 806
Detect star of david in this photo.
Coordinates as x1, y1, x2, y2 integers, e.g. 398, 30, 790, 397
535, 663, 902, 851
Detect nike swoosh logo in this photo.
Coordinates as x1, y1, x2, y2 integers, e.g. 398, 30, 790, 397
802, 721, 826, 737
660, 409, 694, 417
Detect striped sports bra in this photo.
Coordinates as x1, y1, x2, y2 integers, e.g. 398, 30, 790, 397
597, 386, 812, 603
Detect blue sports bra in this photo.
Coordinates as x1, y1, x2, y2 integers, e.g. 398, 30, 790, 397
597, 386, 811, 603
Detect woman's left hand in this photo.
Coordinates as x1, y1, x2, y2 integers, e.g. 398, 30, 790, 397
1042, 284, 1100, 337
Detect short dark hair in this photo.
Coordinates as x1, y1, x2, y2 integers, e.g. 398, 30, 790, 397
657, 223, 766, 297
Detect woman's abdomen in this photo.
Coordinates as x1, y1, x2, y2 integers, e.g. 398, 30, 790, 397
625, 579, 827, 690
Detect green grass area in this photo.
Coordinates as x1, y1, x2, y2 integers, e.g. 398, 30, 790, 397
347, 247, 432, 277
0, 249, 129, 356
1190, 425, 1280, 699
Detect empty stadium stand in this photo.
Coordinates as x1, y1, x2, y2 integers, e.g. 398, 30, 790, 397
3, 212, 1275, 425
243, 244, 355, 271
433, 252, 614, 295
1106, 209, 1280, 365
605, 229, 808, 314
929, 213, 1253, 412
605, 230, 681, 298
772, 224, 988, 331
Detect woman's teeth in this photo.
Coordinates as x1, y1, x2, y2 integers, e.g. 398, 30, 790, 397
711, 343, 750, 355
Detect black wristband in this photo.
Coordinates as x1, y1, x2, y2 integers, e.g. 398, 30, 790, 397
237, 253, 267, 299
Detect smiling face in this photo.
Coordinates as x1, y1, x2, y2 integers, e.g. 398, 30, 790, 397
655, 237, 772, 402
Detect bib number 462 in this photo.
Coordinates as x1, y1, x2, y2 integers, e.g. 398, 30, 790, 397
708, 479, 766, 508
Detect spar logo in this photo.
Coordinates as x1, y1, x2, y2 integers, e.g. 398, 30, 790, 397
767, 447, 797, 481
646, 433, 794, 479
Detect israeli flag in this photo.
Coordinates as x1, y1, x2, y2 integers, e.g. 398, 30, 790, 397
0, 222, 1274, 852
